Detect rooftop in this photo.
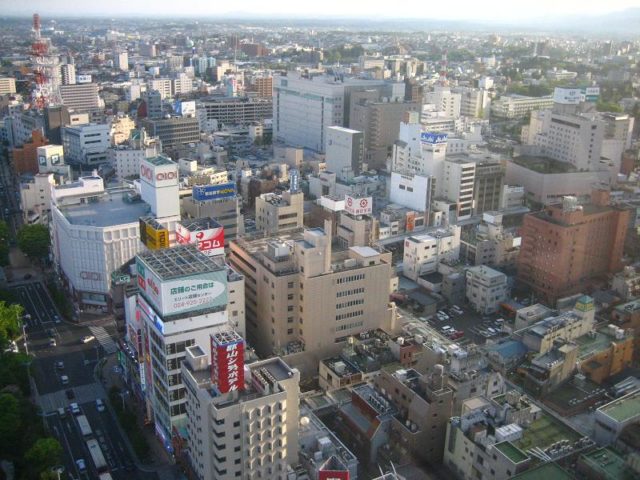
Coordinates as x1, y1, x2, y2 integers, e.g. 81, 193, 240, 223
494, 441, 529, 464
145, 155, 174, 166
615, 298, 640, 314
580, 447, 637, 480
137, 244, 225, 280
576, 328, 624, 360
598, 389, 640, 423
59, 190, 150, 227
513, 413, 581, 452
179, 217, 222, 232
511, 462, 573, 480
511, 155, 576, 174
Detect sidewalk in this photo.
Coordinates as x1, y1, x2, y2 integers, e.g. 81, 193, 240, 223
101, 354, 182, 478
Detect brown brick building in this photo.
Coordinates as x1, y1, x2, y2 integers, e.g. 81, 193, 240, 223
11, 129, 48, 175
517, 190, 630, 305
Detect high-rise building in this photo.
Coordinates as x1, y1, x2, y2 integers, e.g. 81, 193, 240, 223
198, 97, 273, 125
424, 86, 461, 118
325, 126, 365, 180
108, 128, 161, 179
182, 351, 299, 480
473, 161, 505, 215
60, 64, 76, 85
273, 74, 385, 152
116, 51, 129, 71
148, 78, 173, 99
349, 92, 420, 170
228, 229, 397, 369
252, 76, 273, 98
144, 90, 163, 120
442, 157, 476, 220
133, 245, 232, 446
59, 83, 102, 112
517, 191, 630, 304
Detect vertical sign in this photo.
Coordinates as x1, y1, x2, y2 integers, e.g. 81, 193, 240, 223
211, 333, 245, 393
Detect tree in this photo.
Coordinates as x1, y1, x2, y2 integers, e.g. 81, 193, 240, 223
0, 300, 23, 347
0, 393, 21, 454
17, 224, 50, 260
0, 220, 9, 266
25, 438, 63, 473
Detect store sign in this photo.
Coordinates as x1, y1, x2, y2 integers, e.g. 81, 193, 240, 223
137, 295, 164, 334
319, 472, 350, 480
345, 195, 372, 216
420, 132, 448, 144
176, 223, 224, 256
80, 271, 102, 281
192, 182, 236, 202
111, 271, 131, 285
140, 159, 178, 188
212, 335, 244, 393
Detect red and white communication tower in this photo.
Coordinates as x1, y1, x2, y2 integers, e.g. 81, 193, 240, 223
31, 13, 61, 109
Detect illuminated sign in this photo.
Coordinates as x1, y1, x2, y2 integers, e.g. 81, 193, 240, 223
192, 182, 237, 202
345, 195, 372, 216
211, 333, 245, 393
420, 132, 448, 144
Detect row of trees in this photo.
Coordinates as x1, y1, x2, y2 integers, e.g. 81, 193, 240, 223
0, 221, 51, 267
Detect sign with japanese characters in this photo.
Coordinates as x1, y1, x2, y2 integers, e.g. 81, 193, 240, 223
175, 223, 225, 257
420, 132, 448, 144
211, 334, 245, 393
345, 195, 372, 216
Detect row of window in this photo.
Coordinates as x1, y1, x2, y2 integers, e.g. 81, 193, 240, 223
336, 287, 365, 298
336, 298, 364, 309
336, 320, 364, 332
336, 309, 364, 321
336, 273, 365, 284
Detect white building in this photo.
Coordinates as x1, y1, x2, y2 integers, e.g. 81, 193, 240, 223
273, 73, 385, 152
134, 245, 233, 446
389, 171, 432, 213
424, 86, 461, 118
183, 350, 300, 480
325, 126, 365, 181
116, 51, 129, 71
465, 265, 509, 315
62, 123, 110, 167
491, 95, 554, 119
60, 64, 76, 86
173, 73, 193, 96
442, 157, 476, 220
403, 226, 461, 281
108, 130, 161, 179
20, 173, 56, 224
593, 389, 640, 445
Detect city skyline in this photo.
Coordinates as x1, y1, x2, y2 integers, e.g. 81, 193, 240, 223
2, 0, 640, 22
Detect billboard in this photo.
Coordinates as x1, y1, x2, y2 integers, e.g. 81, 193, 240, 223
553, 87, 583, 105
319, 472, 350, 480
345, 195, 372, 216
192, 182, 237, 202
211, 332, 245, 393
406, 211, 416, 232
136, 258, 228, 316
420, 132, 448, 144
176, 222, 224, 256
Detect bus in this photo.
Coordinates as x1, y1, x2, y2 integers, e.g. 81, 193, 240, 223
76, 415, 92, 438
86, 439, 108, 472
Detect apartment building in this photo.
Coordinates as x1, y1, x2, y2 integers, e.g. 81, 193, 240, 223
59, 83, 102, 112
228, 229, 397, 369
474, 161, 505, 215
255, 190, 304, 235
442, 157, 476, 220
466, 265, 509, 315
148, 78, 173, 99
517, 192, 629, 304
0, 77, 16, 95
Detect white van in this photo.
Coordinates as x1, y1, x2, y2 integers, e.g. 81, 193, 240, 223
60, 375, 69, 385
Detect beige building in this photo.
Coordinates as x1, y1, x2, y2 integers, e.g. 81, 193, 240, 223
0, 77, 16, 95
182, 348, 300, 480
109, 115, 136, 145
255, 190, 304, 235
228, 229, 397, 371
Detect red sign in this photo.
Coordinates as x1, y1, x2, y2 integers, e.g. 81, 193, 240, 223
175, 223, 224, 256
140, 164, 153, 181
344, 195, 372, 216
319, 472, 349, 480
211, 335, 244, 394
140, 164, 178, 183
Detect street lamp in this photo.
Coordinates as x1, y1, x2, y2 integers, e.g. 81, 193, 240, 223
21, 314, 28, 355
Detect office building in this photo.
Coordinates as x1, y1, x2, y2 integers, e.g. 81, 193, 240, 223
59, 83, 102, 112
148, 78, 173, 99
255, 190, 304, 235
453, 86, 491, 118
144, 90, 163, 120
134, 245, 232, 447
465, 265, 509, 315
442, 157, 476, 220
228, 229, 397, 371
108, 129, 161, 179
198, 97, 273, 125
182, 350, 300, 480
517, 192, 630, 304
140, 116, 200, 153
0, 77, 16, 95
172, 73, 192, 96
273, 73, 385, 152
460, 212, 521, 268
425, 86, 461, 118
62, 123, 110, 167
349, 91, 420, 170
252, 76, 273, 98
474, 161, 505, 215
402, 226, 461, 281
60, 64, 76, 85
325, 126, 365, 180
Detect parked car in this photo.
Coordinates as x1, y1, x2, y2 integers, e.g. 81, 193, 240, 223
69, 403, 80, 415
95, 398, 105, 412
60, 375, 69, 385
55, 361, 64, 370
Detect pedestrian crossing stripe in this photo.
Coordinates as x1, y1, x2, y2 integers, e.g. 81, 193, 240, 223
88, 326, 117, 355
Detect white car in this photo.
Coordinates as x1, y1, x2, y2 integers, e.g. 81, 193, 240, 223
75, 459, 86, 472
69, 403, 81, 415
96, 398, 105, 412
441, 325, 453, 332
80, 335, 95, 344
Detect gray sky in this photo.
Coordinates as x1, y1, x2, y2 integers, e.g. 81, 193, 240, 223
2, 0, 639, 20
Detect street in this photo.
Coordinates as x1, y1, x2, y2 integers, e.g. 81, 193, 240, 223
10, 281, 147, 480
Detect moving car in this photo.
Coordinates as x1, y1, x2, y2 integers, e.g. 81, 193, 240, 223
60, 375, 69, 385
66, 389, 75, 400
69, 403, 81, 415
49, 338, 57, 347
75, 459, 86, 472
55, 361, 64, 370
80, 335, 95, 344
95, 398, 105, 412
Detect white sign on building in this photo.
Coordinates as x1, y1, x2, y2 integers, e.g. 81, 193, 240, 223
344, 195, 372, 216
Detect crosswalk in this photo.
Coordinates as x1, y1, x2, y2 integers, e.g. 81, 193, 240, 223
39, 383, 106, 413
88, 326, 118, 355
